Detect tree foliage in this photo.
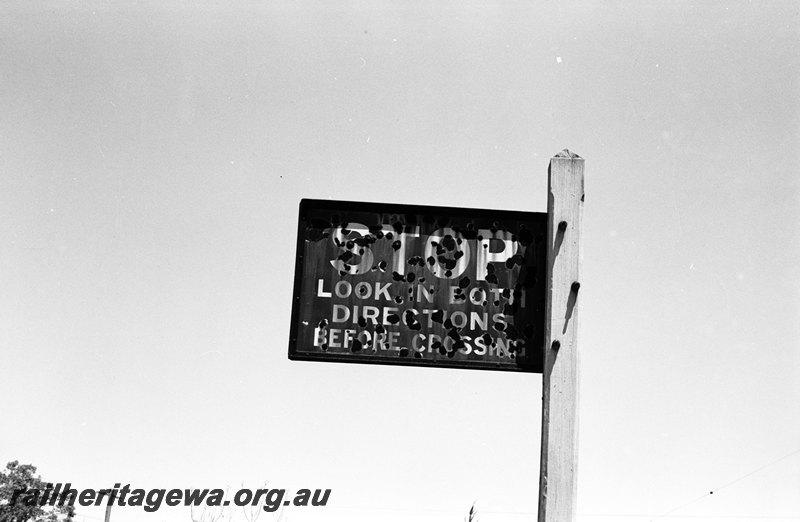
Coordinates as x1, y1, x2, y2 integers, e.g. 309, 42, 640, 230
0, 461, 74, 522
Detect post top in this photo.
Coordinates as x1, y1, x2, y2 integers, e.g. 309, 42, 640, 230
554, 149, 581, 159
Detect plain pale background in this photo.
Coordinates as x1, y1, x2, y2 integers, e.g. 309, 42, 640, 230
1, 2, 798, 522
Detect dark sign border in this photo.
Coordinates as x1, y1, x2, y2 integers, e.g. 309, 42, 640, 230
288, 198, 547, 373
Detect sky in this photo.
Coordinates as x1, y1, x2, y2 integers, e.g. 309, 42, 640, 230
1, 2, 798, 522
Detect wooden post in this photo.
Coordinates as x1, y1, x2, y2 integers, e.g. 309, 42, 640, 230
538, 150, 584, 522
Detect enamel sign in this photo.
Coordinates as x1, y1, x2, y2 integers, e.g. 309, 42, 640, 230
288, 199, 547, 372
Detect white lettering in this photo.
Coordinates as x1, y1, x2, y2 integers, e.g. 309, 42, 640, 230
334, 280, 352, 298
332, 304, 350, 323
316, 279, 332, 298
424, 228, 471, 279
476, 229, 517, 281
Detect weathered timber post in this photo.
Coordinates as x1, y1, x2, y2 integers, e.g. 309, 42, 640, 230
538, 150, 584, 522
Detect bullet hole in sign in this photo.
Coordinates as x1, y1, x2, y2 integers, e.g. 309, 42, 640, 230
517, 226, 533, 246
505, 254, 525, 269
504, 324, 519, 341
353, 234, 376, 247
441, 235, 456, 251
437, 255, 456, 270
485, 264, 498, 284
403, 310, 421, 330
446, 327, 461, 341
